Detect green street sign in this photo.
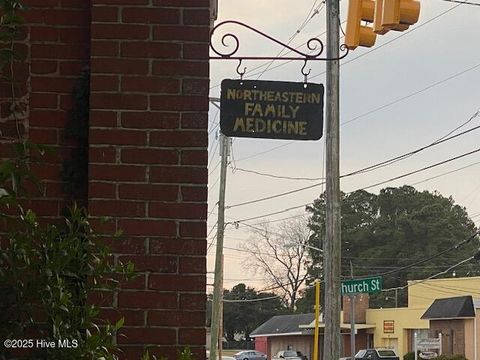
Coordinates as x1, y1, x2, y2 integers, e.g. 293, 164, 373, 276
341, 276, 382, 296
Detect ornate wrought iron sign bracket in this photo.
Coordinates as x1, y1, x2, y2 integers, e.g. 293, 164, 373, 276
209, 20, 348, 77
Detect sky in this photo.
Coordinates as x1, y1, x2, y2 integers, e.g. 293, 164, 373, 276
207, 0, 480, 293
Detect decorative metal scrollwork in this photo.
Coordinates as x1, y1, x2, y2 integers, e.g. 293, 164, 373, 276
209, 20, 349, 61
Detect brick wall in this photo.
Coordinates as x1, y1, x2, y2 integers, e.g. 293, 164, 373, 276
0, 0, 91, 215
1, 0, 209, 357
342, 294, 369, 324
88, 1, 209, 358
429, 320, 466, 355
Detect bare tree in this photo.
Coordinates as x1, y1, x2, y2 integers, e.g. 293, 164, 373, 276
240, 216, 311, 312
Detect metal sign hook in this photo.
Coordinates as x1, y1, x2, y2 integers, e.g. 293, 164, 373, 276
236, 59, 247, 80
301, 59, 311, 84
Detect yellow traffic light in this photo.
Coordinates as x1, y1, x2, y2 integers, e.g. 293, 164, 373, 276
345, 0, 377, 50
381, 0, 421, 31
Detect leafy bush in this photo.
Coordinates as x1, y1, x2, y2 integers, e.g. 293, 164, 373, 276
0, 142, 133, 359
404, 353, 468, 360
435, 355, 468, 360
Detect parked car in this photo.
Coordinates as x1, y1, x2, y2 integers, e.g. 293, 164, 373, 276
296, 351, 308, 360
272, 350, 303, 360
207, 350, 237, 360
233, 351, 267, 360
353, 349, 399, 360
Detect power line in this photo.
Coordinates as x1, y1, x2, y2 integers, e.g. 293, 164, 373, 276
310, 1, 466, 81
210, 0, 463, 92
224, 236, 480, 297
255, 2, 325, 80
232, 167, 323, 181
411, 160, 480, 186
228, 62, 478, 167
382, 255, 477, 292
207, 3, 467, 168
223, 295, 280, 303
207, 203, 218, 220
359, 230, 479, 280
209, 25, 332, 91
234, 141, 295, 163
230, 118, 480, 183
230, 145, 480, 225
226, 182, 321, 210
209, 161, 221, 176
342, 63, 480, 127
226, 120, 480, 210
441, 0, 480, 5
208, 137, 219, 167
359, 146, 480, 192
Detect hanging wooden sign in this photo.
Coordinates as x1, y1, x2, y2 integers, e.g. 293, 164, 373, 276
220, 79, 324, 140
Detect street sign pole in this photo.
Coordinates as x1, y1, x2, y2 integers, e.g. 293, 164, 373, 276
324, 0, 341, 359
313, 280, 320, 360
350, 295, 356, 360
414, 332, 418, 360
350, 263, 355, 360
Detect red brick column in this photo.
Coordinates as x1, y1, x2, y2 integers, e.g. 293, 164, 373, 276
89, 1, 210, 358
0, 0, 90, 215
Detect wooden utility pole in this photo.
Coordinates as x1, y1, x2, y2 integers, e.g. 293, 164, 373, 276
209, 134, 229, 360
324, 0, 341, 359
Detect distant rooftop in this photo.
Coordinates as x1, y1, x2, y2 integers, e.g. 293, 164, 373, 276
249, 313, 315, 337
422, 295, 476, 320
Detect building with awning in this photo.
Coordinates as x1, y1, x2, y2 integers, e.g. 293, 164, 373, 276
250, 295, 375, 359
249, 276, 480, 359
421, 295, 480, 359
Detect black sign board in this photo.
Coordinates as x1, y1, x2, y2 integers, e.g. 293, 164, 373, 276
220, 79, 324, 140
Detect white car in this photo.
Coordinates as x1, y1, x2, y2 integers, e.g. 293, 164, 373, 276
234, 351, 267, 360
206, 351, 236, 360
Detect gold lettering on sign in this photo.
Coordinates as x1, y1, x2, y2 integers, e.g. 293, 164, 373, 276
225, 85, 323, 138
227, 89, 321, 104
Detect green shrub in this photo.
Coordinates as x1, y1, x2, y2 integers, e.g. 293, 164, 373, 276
435, 355, 468, 360
0, 143, 134, 359
404, 352, 468, 360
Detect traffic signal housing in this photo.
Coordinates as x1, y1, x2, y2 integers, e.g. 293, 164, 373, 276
381, 0, 421, 30
346, 0, 421, 50
345, 0, 377, 50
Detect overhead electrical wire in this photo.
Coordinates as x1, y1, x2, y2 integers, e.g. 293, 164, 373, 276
231, 116, 480, 182
222, 295, 281, 303
359, 146, 480, 192
209, 6, 330, 91
209, 0, 464, 92
255, 2, 325, 80
226, 119, 480, 210
208, 138, 219, 167
232, 167, 323, 181
222, 60, 479, 167
382, 255, 478, 292
230, 234, 479, 296
342, 63, 480, 127
410, 160, 480, 186
234, 141, 295, 163
441, 0, 480, 5
358, 230, 480, 279
231, 159, 480, 229
309, 1, 467, 81
229, 145, 480, 224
